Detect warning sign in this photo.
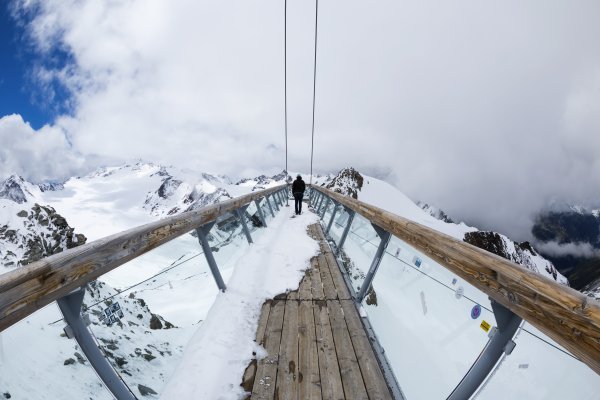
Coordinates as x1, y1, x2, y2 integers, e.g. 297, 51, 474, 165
480, 320, 491, 333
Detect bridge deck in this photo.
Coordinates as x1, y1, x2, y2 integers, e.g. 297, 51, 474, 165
242, 223, 393, 399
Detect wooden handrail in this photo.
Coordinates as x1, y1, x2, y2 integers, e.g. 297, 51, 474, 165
312, 185, 600, 375
0, 185, 286, 332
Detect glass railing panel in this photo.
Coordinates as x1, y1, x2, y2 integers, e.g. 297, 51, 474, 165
320, 198, 336, 224
474, 322, 600, 399
361, 239, 497, 399
241, 201, 268, 242
84, 231, 215, 397
337, 213, 380, 293
0, 303, 112, 399
328, 207, 349, 244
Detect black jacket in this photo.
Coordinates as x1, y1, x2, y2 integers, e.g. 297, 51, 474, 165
292, 178, 306, 194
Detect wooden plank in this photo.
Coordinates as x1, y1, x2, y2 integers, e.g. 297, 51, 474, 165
242, 301, 272, 393
298, 300, 321, 400
252, 299, 286, 399
277, 300, 299, 400
314, 300, 345, 400
323, 251, 352, 300
312, 186, 600, 375
256, 300, 272, 346
318, 255, 338, 300
310, 258, 325, 301
298, 271, 313, 301
327, 300, 368, 400
0, 184, 287, 332
340, 300, 392, 400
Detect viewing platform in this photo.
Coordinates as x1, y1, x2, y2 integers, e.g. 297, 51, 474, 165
243, 223, 393, 399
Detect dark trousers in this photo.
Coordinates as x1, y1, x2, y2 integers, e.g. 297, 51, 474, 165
293, 192, 304, 214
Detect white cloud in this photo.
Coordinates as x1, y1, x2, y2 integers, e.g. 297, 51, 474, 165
534, 241, 600, 259
7, 0, 600, 239
0, 114, 85, 182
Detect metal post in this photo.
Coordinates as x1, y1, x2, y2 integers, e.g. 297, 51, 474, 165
235, 205, 253, 244
196, 222, 227, 291
447, 301, 522, 400
286, 183, 290, 207
254, 199, 267, 227
356, 225, 391, 303
336, 208, 355, 256
270, 194, 280, 212
266, 194, 276, 217
326, 202, 340, 235
275, 191, 282, 208
320, 197, 330, 220
316, 193, 325, 214
57, 288, 137, 400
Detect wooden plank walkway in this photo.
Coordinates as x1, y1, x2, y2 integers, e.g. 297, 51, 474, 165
242, 223, 393, 400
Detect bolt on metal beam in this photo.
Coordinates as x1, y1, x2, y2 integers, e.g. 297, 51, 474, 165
57, 288, 137, 400
447, 300, 522, 400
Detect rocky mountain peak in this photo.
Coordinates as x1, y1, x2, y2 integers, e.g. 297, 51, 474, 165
418, 202, 455, 223
325, 167, 364, 199
1, 203, 87, 268
464, 231, 564, 283
0, 175, 33, 204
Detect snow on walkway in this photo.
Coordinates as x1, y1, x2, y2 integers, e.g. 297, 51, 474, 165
161, 210, 319, 399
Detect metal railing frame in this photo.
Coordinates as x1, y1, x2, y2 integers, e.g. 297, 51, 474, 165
0, 185, 288, 400
310, 185, 596, 400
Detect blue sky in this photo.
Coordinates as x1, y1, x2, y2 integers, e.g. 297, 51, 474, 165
0, 2, 69, 129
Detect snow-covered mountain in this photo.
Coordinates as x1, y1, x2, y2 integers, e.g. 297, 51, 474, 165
532, 205, 600, 290
315, 167, 567, 285
0, 163, 577, 399
0, 175, 87, 268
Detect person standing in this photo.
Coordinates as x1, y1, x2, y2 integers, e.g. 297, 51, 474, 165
292, 174, 306, 215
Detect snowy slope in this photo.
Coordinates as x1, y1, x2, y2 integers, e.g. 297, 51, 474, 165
0, 164, 590, 400
317, 167, 566, 284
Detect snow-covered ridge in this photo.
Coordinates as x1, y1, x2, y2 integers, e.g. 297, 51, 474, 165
320, 167, 567, 284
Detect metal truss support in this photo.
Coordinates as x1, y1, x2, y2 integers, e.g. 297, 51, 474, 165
447, 300, 522, 400
336, 208, 355, 256
316, 193, 325, 213
254, 199, 267, 227
270, 194, 280, 212
266, 194, 276, 217
235, 205, 253, 244
196, 222, 227, 291
326, 202, 340, 235
57, 288, 136, 400
320, 197, 330, 220
356, 224, 391, 303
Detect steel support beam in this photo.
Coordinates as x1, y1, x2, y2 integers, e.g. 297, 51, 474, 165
270, 194, 280, 212
196, 222, 227, 291
57, 288, 136, 400
447, 301, 522, 400
266, 194, 276, 217
235, 205, 253, 244
320, 197, 331, 220
356, 224, 391, 303
326, 202, 340, 235
336, 208, 355, 256
316, 193, 325, 215
254, 199, 267, 227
